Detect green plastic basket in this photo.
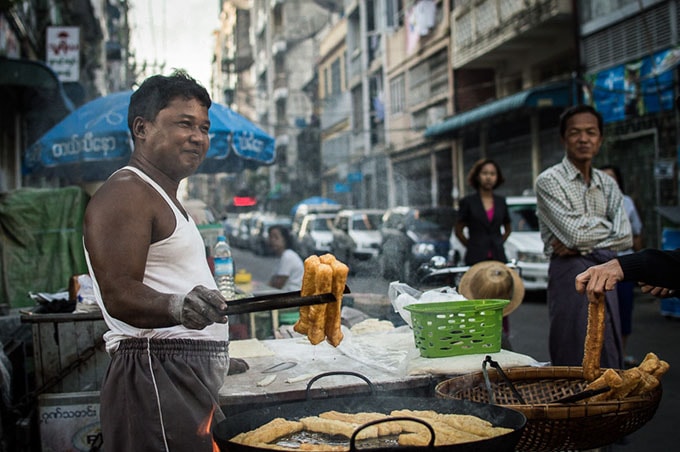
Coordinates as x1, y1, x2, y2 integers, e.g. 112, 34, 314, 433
404, 299, 509, 358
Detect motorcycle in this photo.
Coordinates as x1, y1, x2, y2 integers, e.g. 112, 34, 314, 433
415, 256, 522, 290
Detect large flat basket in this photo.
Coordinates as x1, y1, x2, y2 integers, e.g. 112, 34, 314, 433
435, 366, 662, 452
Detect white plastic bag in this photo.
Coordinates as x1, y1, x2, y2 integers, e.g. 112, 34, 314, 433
388, 281, 466, 327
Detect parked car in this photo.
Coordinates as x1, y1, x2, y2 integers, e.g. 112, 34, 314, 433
230, 212, 255, 249
296, 213, 336, 258
379, 206, 457, 283
330, 209, 384, 268
450, 195, 548, 291
291, 202, 342, 239
248, 215, 292, 255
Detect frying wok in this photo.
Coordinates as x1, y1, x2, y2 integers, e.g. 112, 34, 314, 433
214, 372, 526, 451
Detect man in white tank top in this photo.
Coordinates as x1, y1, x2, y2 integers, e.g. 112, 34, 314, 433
83, 71, 230, 452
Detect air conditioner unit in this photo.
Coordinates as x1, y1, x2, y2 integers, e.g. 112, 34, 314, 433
425, 106, 447, 127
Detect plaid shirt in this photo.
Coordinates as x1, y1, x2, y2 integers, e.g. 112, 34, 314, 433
536, 156, 632, 256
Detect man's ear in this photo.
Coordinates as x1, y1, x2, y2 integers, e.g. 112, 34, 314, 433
132, 117, 146, 139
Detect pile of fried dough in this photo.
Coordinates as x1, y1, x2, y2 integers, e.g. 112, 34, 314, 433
581, 295, 669, 401
230, 409, 514, 450
583, 352, 669, 402
293, 254, 349, 347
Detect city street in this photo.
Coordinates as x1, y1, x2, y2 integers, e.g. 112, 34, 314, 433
232, 247, 678, 451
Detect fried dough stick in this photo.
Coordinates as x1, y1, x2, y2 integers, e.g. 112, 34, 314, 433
232, 418, 303, 445
588, 368, 623, 402
300, 416, 379, 440
308, 263, 332, 344
319, 410, 402, 436
583, 293, 606, 381
326, 260, 348, 346
294, 255, 320, 335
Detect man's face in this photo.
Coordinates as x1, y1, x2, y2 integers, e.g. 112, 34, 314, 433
142, 97, 210, 179
562, 112, 603, 165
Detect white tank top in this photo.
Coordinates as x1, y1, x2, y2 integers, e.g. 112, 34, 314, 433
85, 166, 229, 353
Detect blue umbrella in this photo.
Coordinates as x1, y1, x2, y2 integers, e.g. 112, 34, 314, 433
23, 90, 275, 181
290, 196, 340, 216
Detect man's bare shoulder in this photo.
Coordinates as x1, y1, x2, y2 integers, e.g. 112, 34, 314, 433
86, 170, 155, 219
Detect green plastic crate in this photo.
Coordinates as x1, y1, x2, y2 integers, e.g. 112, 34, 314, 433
404, 299, 509, 358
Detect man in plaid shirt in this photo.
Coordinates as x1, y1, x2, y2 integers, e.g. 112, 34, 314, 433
536, 104, 632, 369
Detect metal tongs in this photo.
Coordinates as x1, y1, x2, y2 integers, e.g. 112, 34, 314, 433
481, 355, 611, 404
482, 355, 526, 405
222, 285, 351, 315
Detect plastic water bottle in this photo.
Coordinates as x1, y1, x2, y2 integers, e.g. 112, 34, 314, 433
213, 235, 236, 299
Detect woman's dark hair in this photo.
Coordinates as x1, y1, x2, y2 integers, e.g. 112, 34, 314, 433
128, 69, 211, 140
269, 225, 293, 250
467, 158, 505, 190
600, 164, 625, 193
559, 104, 603, 138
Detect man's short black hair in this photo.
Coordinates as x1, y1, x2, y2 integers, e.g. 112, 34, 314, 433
559, 104, 604, 138
128, 70, 211, 140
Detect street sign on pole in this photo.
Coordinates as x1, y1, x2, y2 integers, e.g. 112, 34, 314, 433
46, 26, 80, 82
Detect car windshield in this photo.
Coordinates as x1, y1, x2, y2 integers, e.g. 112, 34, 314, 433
411, 210, 455, 233
352, 214, 382, 231
311, 218, 333, 231
509, 204, 540, 232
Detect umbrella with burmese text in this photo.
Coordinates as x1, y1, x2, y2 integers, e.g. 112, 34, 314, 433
23, 90, 275, 183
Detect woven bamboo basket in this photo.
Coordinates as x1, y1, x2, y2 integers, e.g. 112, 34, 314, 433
435, 365, 662, 451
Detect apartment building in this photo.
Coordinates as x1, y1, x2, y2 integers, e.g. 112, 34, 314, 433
425, 0, 576, 202
383, 0, 453, 207
251, 0, 339, 210
320, 0, 574, 209
577, 0, 680, 247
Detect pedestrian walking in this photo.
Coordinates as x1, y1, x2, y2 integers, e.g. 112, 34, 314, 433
535, 104, 632, 369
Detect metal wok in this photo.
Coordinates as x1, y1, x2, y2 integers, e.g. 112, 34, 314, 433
213, 372, 526, 451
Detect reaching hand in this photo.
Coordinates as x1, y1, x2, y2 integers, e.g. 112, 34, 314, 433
639, 284, 676, 298
575, 259, 624, 302
169, 285, 228, 329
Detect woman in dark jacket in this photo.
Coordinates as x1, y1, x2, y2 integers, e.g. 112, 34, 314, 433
455, 158, 511, 266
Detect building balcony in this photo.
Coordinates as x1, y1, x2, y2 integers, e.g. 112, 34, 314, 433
273, 87, 289, 101
255, 10, 266, 35
274, 73, 287, 90
255, 50, 267, 76
272, 38, 287, 56
452, 0, 573, 69
321, 91, 351, 131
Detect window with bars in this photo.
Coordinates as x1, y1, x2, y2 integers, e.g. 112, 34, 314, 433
330, 58, 342, 96
582, 2, 673, 71
386, 0, 405, 28
352, 86, 363, 130
407, 50, 448, 107
455, 10, 473, 48
476, 0, 497, 35
390, 74, 406, 115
